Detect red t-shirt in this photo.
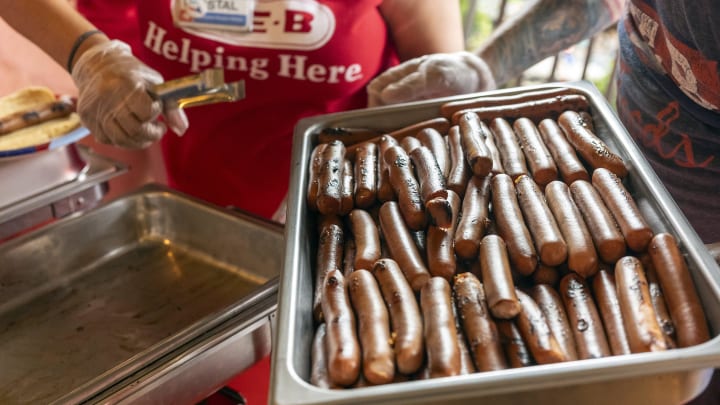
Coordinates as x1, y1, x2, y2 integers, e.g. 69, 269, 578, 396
79, 0, 398, 218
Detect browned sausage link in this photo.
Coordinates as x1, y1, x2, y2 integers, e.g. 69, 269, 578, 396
307, 143, 327, 211
417, 127, 451, 179
421, 277, 462, 378
648, 233, 710, 347
496, 319, 535, 368
372, 258, 424, 375
532, 264, 560, 286
384, 145, 427, 230
347, 269, 395, 384
316, 140, 346, 215
0, 98, 76, 134
457, 112, 493, 177
614, 256, 668, 353
440, 87, 577, 119
317, 127, 382, 145
484, 121, 505, 175
569, 179, 626, 264
310, 323, 337, 388
591, 168, 654, 252
591, 268, 632, 355
559, 272, 611, 359
454, 175, 492, 260
409, 145, 448, 203
451, 302, 478, 375
489, 117, 529, 180
348, 209, 381, 271
491, 173, 538, 275
537, 118, 589, 183
558, 110, 628, 178
451, 94, 590, 124
426, 190, 461, 281
401, 135, 423, 154
453, 272, 508, 371
479, 234, 521, 319
345, 117, 451, 159
378, 201, 431, 292
339, 159, 354, 216
321, 270, 361, 386
313, 222, 344, 322
342, 236, 356, 277
353, 141, 378, 209
446, 125, 472, 197
545, 180, 599, 277
515, 175, 568, 267
377, 135, 399, 202
515, 289, 568, 364
513, 118, 559, 186
641, 254, 677, 348
529, 284, 579, 361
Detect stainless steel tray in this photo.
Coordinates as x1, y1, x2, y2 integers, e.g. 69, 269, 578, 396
271, 81, 720, 405
0, 185, 283, 404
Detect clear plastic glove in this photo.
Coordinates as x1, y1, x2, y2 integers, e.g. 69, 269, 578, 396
71, 40, 189, 149
367, 51, 497, 107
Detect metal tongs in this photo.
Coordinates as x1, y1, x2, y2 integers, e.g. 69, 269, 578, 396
151, 68, 245, 109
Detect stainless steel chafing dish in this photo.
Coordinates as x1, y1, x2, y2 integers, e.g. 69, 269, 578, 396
0, 184, 283, 404
271, 81, 720, 405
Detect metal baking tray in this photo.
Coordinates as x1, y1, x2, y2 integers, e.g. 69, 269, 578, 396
271, 81, 720, 405
0, 185, 283, 405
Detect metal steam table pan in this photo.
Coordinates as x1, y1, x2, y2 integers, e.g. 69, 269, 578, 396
0, 185, 283, 404
271, 81, 720, 405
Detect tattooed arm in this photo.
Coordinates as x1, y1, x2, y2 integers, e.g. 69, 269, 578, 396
477, 0, 624, 86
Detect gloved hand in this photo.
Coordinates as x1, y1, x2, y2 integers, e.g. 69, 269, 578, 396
367, 51, 497, 107
71, 39, 189, 149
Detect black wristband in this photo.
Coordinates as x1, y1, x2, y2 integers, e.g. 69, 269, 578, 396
67, 29, 104, 73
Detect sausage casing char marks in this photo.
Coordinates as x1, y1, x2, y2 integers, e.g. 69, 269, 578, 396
347, 269, 395, 384
322, 270, 361, 386
317, 140, 347, 215
313, 221, 344, 322
570, 179, 626, 264
454, 175, 492, 260
614, 256, 668, 353
648, 233, 710, 347
378, 201, 431, 292
377, 135, 399, 202
384, 144, 427, 230
496, 319, 535, 368
537, 118, 589, 183
372, 258, 424, 375
353, 141, 378, 208
559, 272, 611, 360
426, 190, 461, 281
491, 173, 538, 276
558, 110, 628, 178
515, 175, 568, 267
591, 168, 653, 252
340, 159, 355, 215
410, 145, 453, 228
453, 272, 508, 371
421, 277, 462, 378
591, 268, 632, 355
529, 283, 578, 361
417, 127, 450, 178
545, 180, 599, 277
515, 289, 568, 364
641, 255, 677, 348
478, 234, 521, 319
513, 117, 558, 186
457, 112, 493, 177
307, 143, 327, 211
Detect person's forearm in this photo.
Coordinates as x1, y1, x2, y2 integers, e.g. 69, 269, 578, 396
0, 0, 108, 72
380, 0, 465, 61
477, 0, 623, 86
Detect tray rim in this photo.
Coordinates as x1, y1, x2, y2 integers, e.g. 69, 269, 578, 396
271, 80, 720, 405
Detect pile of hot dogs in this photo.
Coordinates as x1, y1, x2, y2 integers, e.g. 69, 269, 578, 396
305, 88, 710, 389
